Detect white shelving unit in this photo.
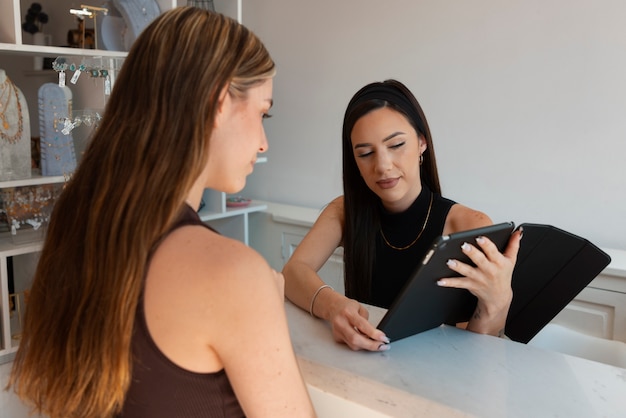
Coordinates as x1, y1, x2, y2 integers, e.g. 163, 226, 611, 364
0, 0, 248, 363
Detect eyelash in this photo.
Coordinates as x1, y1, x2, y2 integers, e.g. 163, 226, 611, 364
262, 113, 273, 119
357, 142, 405, 158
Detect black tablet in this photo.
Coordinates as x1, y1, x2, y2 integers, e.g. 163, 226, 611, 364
377, 221, 515, 342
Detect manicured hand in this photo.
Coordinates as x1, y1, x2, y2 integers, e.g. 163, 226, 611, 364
327, 297, 390, 352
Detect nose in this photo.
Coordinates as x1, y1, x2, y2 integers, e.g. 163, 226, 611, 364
259, 130, 269, 153
374, 149, 392, 173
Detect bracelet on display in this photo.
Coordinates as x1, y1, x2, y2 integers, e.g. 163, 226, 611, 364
309, 284, 333, 318
59, 111, 102, 135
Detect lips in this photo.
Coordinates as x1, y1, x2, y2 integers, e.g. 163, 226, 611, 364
377, 178, 399, 189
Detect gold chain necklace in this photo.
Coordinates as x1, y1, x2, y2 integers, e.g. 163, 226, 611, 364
0, 79, 11, 128
0, 77, 24, 144
380, 193, 434, 251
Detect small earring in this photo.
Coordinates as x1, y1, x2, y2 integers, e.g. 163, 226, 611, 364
419, 153, 424, 165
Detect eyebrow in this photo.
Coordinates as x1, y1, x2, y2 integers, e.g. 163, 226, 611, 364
353, 131, 405, 149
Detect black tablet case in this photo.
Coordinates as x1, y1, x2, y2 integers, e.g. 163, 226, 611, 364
505, 223, 611, 343
376, 223, 611, 343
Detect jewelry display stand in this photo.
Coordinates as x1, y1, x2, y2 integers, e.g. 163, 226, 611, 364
0, 70, 31, 181
113, 0, 161, 48
37, 83, 77, 177
95, 2, 130, 52
187, 0, 215, 11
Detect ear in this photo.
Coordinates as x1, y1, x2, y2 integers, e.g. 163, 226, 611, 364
418, 134, 428, 154
214, 84, 231, 127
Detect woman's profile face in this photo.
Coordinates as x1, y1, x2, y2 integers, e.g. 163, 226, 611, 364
205, 78, 273, 194
351, 106, 427, 213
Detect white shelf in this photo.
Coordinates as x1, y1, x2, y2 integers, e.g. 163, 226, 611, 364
0, 174, 66, 188
198, 200, 268, 222
0, 235, 43, 257
0, 42, 128, 58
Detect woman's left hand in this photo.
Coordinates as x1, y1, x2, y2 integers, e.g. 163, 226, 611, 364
437, 227, 523, 336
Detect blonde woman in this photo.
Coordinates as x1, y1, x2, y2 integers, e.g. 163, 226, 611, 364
8, 7, 315, 418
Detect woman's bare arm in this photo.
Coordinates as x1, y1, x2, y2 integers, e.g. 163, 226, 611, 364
146, 226, 316, 417
283, 197, 389, 351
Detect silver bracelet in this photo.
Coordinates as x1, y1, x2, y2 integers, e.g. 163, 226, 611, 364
309, 284, 333, 318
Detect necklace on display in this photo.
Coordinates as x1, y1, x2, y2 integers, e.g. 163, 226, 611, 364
0, 77, 24, 144
380, 193, 434, 251
0, 81, 10, 126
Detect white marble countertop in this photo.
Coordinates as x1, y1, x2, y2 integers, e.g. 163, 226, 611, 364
286, 301, 626, 418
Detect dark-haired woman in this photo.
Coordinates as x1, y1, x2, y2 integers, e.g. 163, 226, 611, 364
283, 79, 522, 352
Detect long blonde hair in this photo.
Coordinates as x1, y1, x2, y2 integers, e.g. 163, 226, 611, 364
8, 7, 275, 417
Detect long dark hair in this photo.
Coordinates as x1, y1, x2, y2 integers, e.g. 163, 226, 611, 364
9, 7, 275, 417
342, 79, 441, 301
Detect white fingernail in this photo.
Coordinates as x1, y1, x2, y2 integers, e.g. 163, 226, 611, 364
461, 242, 470, 251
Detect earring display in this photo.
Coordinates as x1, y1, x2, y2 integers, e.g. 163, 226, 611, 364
38, 83, 77, 177
52, 56, 123, 95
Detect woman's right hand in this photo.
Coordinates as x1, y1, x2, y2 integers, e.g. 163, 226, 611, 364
325, 294, 390, 352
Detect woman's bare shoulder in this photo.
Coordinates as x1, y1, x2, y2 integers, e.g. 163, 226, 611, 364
445, 203, 493, 234
145, 225, 284, 372
325, 195, 344, 213
152, 225, 271, 290
318, 195, 344, 221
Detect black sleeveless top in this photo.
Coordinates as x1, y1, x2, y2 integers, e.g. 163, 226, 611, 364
369, 186, 455, 308
119, 205, 245, 418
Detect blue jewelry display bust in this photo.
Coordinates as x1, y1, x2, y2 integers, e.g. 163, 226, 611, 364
38, 83, 77, 177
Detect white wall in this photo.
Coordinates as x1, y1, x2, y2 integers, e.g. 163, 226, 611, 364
241, 0, 626, 250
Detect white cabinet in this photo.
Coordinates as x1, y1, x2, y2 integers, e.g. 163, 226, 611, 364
249, 202, 345, 293
281, 231, 344, 295
0, 0, 247, 364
